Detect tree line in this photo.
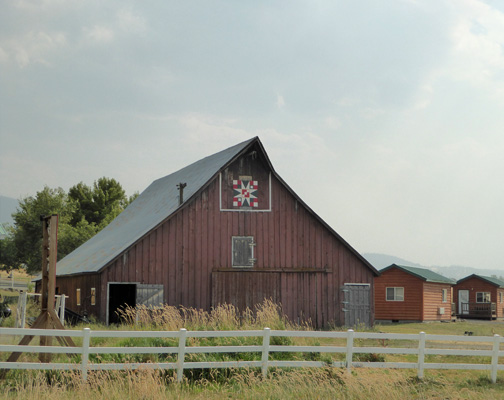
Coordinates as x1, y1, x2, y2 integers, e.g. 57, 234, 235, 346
0, 177, 138, 275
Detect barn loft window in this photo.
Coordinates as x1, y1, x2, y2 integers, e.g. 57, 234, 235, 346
386, 287, 404, 301
476, 292, 491, 303
442, 288, 448, 303
91, 288, 96, 306
232, 236, 256, 268
76, 289, 81, 306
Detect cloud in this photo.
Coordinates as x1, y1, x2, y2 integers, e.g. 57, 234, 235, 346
0, 30, 67, 67
83, 26, 115, 44
276, 94, 285, 109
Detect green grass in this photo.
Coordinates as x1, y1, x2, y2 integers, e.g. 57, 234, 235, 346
3, 303, 504, 399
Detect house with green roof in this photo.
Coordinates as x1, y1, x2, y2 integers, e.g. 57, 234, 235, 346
454, 274, 504, 320
375, 264, 455, 322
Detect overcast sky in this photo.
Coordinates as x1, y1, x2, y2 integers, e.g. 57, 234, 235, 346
1, 0, 504, 270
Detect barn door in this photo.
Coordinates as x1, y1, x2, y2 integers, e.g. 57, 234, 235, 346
341, 284, 371, 327
136, 284, 164, 307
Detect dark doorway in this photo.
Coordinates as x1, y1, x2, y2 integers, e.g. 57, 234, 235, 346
108, 283, 136, 324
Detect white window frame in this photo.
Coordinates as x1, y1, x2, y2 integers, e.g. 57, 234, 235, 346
442, 288, 448, 303
476, 292, 491, 303
386, 287, 404, 301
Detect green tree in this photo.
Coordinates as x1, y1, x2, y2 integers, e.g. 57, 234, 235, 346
11, 178, 132, 274
12, 186, 74, 274
68, 177, 127, 227
0, 229, 21, 271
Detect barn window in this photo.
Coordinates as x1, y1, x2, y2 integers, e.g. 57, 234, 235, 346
386, 287, 404, 301
442, 289, 448, 303
76, 289, 81, 306
476, 292, 491, 303
500, 292, 503, 303
232, 236, 256, 268
91, 288, 96, 306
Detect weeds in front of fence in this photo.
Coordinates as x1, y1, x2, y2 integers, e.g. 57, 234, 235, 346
3, 367, 504, 400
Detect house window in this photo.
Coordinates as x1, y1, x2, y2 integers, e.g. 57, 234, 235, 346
442, 289, 448, 303
476, 292, 491, 303
500, 292, 503, 303
386, 287, 404, 301
232, 236, 256, 267
76, 288, 81, 306
91, 288, 96, 306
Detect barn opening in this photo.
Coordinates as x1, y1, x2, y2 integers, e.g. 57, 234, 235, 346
107, 283, 165, 324
108, 283, 136, 324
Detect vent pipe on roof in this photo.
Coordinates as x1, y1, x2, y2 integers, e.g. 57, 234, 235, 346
177, 182, 187, 206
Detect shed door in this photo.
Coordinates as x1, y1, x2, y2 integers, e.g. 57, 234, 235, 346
136, 284, 164, 307
342, 284, 371, 327
458, 290, 469, 314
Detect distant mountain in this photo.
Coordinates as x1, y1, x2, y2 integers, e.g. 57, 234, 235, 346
362, 253, 504, 281
0, 196, 18, 225
362, 253, 423, 270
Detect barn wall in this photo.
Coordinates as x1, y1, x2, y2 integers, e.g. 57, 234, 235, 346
98, 153, 374, 327
422, 282, 452, 321
55, 274, 101, 318
374, 268, 423, 321
454, 278, 503, 318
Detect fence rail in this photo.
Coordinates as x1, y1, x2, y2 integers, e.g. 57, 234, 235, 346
1, 327, 503, 383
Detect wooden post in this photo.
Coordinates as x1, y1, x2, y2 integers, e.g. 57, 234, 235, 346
261, 327, 271, 378
418, 332, 426, 380
346, 329, 354, 373
0, 215, 76, 379
177, 328, 187, 383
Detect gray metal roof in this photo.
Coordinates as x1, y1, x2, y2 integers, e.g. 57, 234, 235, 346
55, 137, 256, 276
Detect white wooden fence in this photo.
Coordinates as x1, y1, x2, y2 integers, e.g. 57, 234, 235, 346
1, 327, 503, 383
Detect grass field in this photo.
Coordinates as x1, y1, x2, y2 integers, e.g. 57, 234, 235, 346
2, 302, 504, 399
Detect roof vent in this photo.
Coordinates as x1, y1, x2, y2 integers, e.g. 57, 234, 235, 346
177, 182, 187, 206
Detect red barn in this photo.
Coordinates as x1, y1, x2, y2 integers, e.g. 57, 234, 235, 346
47, 137, 378, 327
454, 275, 504, 320
375, 264, 455, 322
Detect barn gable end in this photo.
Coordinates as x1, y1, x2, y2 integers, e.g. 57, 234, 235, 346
51, 137, 378, 328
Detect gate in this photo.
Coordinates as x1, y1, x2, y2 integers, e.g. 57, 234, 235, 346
341, 283, 371, 327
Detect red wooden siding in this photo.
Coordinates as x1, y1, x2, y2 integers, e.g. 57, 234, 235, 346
99, 170, 374, 326
375, 268, 453, 321
422, 282, 452, 321
375, 268, 423, 321
56, 151, 375, 327
454, 277, 504, 318
55, 274, 100, 316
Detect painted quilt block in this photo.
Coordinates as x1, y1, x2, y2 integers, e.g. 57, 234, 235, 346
233, 179, 258, 207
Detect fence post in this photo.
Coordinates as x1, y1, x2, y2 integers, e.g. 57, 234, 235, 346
16, 291, 27, 328
177, 328, 187, 383
346, 329, 354, 373
59, 295, 66, 326
418, 332, 426, 380
491, 334, 500, 383
261, 327, 271, 378
81, 328, 91, 382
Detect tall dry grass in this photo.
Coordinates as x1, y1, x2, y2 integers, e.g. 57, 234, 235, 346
117, 299, 308, 331
3, 368, 502, 400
